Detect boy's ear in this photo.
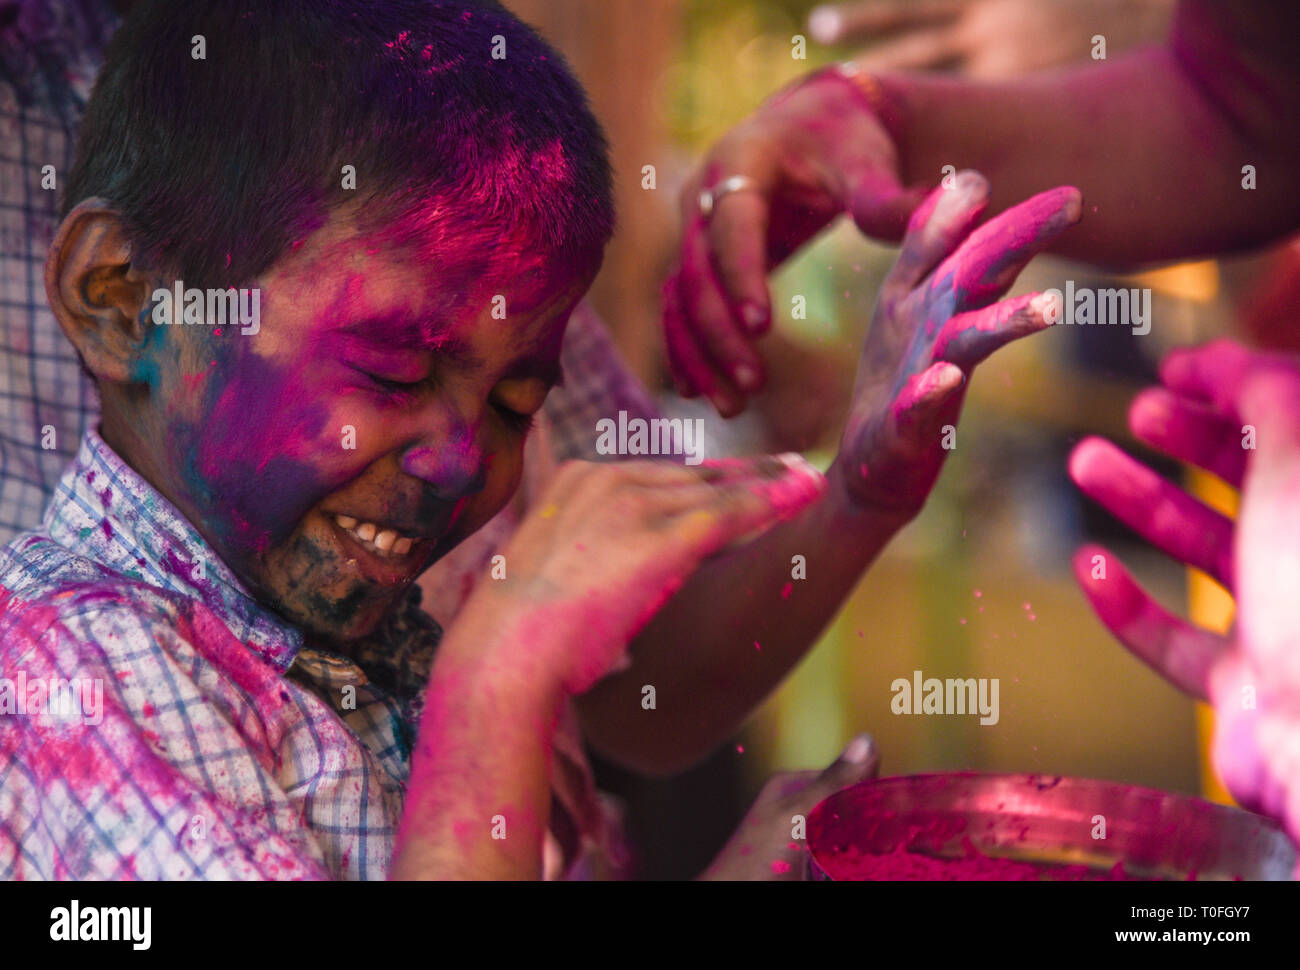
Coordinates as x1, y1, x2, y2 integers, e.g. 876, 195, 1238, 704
45, 199, 156, 384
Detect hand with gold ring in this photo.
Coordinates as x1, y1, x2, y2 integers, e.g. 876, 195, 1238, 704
663, 64, 927, 417
697, 175, 760, 220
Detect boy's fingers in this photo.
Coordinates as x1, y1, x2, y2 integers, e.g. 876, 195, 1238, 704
669, 453, 827, 548
932, 185, 1082, 313
1128, 388, 1247, 489
621, 455, 804, 499
1069, 437, 1235, 592
882, 171, 989, 300
933, 290, 1058, 370
887, 360, 965, 454
1072, 544, 1229, 701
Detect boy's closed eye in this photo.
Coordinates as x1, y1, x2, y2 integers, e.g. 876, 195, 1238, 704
490, 377, 552, 434
347, 358, 550, 434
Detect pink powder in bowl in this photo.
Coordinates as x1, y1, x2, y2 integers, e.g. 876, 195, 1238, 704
826, 837, 1137, 881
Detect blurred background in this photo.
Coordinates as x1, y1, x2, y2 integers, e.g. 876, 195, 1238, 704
507, 0, 1297, 879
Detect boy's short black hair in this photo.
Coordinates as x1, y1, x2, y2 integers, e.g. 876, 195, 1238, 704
64, 0, 615, 290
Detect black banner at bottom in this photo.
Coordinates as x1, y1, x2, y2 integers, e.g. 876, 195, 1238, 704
0, 878, 1288, 958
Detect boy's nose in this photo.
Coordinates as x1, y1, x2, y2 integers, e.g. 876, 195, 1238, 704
399, 428, 487, 499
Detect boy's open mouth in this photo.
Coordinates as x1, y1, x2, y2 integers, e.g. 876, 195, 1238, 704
332, 513, 421, 558
324, 511, 438, 584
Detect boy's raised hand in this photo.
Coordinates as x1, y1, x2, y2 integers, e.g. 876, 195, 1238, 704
835, 173, 1080, 517
478, 455, 827, 697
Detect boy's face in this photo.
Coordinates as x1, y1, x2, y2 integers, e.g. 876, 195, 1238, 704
131, 206, 594, 644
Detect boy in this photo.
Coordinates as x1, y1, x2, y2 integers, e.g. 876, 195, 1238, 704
0, 0, 1078, 878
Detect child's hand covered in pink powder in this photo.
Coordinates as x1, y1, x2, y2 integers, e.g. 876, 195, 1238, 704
836, 174, 1080, 517
1069, 339, 1300, 861
460, 454, 827, 698
396, 454, 826, 879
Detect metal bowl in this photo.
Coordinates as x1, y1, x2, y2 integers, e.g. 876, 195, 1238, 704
807, 772, 1296, 880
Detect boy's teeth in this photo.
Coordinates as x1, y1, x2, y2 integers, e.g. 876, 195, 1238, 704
333, 514, 419, 558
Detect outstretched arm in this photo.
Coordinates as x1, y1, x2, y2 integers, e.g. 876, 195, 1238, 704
874, 0, 1300, 266
667, 0, 1300, 412
580, 175, 1080, 775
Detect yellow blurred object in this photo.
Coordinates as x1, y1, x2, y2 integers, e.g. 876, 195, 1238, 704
1129, 260, 1220, 304
1187, 467, 1238, 806
1130, 258, 1232, 805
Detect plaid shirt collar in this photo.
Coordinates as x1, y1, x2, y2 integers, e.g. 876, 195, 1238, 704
44, 426, 304, 671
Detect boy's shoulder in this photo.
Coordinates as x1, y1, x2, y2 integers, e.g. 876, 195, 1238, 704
0, 531, 197, 655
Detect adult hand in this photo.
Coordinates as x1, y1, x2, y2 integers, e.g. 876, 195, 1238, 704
663, 66, 926, 415
1070, 339, 1300, 853
807, 0, 1174, 78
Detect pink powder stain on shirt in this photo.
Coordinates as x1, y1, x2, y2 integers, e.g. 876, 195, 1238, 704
4, 692, 178, 807
174, 603, 290, 719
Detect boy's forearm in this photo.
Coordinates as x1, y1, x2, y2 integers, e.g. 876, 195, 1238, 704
576, 459, 906, 776
872, 3, 1300, 267
391, 598, 564, 879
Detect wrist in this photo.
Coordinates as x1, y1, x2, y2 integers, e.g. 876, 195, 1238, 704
826, 457, 918, 534
764, 63, 908, 218
434, 585, 571, 707
768, 62, 899, 135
